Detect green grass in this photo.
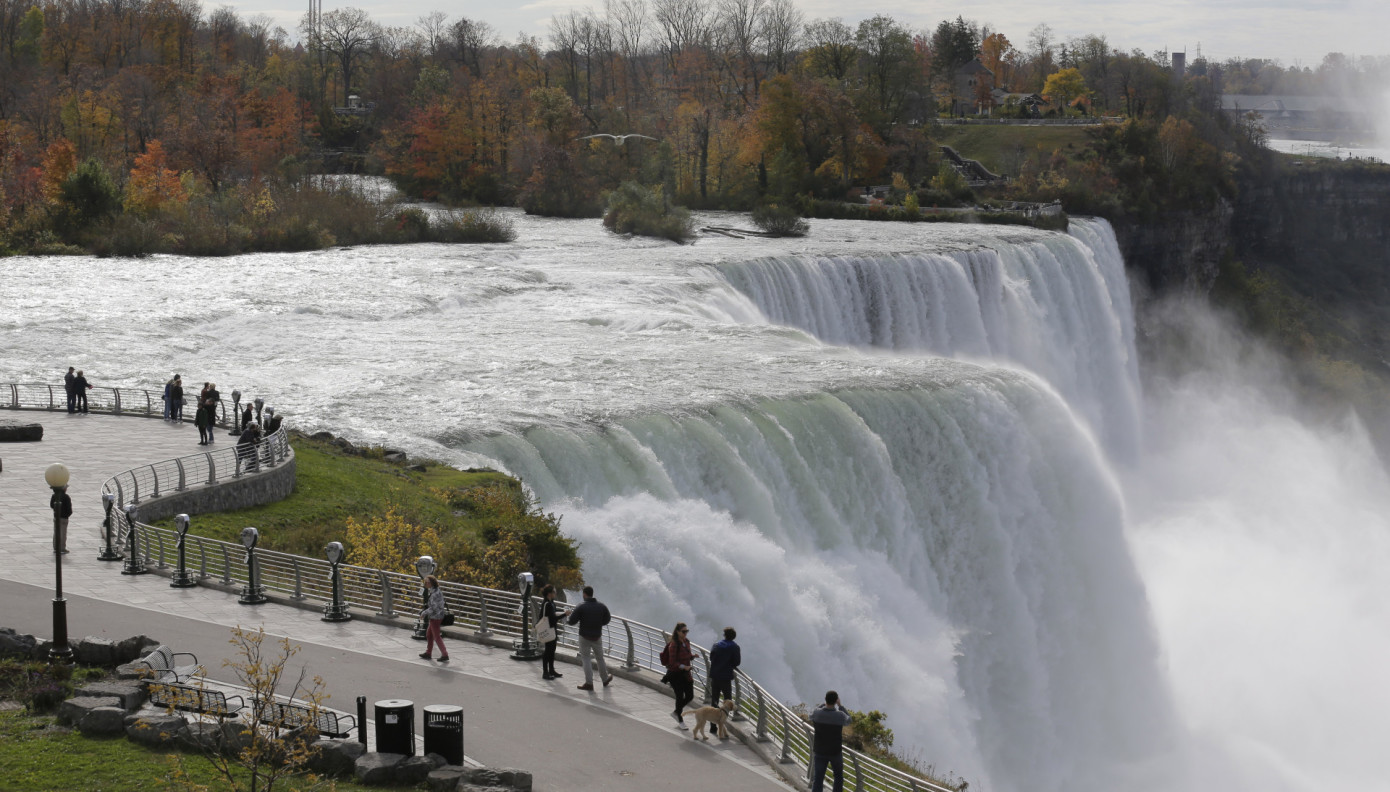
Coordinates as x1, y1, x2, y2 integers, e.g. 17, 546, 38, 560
932, 124, 1094, 176
153, 433, 515, 556
0, 709, 380, 792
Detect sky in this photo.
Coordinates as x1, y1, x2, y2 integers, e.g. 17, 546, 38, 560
243, 0, 1379, 69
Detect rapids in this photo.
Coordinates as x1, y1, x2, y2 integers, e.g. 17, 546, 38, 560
3, 210, 1384, 792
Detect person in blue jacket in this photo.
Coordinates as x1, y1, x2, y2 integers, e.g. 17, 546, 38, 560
707, 626, 741, 707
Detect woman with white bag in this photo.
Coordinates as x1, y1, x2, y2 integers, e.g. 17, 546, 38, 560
537, 584, 562, 680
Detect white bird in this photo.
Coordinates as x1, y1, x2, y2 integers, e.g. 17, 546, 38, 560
577, 133, 658, 145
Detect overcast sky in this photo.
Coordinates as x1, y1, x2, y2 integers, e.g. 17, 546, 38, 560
248, 0, 1376, 70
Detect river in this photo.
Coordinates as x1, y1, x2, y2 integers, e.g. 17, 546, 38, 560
2, 210, 1386, 792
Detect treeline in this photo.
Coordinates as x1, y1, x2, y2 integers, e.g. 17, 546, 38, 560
0, 0, 1326, 252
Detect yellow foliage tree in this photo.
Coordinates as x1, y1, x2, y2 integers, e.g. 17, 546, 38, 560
344, 506, 443, 575
39, 138, 77, 207
124, 140, 186, 215
1042, 68, 1088, 112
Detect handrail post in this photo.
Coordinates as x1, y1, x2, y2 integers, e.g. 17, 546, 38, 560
291, 558, 305, 600
175, 458, 186, 491
376, 570, 395, 617
778, 709, 794, 763
47, 384, 53, 409
622, 620, 639, 670
206, 453, 216, 485
850, 754, 864, 792
755, 686, 770, 741
732, 677, 746, 721
131, 472, 140, 504
149, 464, 160, 498
153, 530, 168, 568
220, 546, 233, 583
478, 586, 494, 636
114, 389, 121, 415
145, 390, 151, 415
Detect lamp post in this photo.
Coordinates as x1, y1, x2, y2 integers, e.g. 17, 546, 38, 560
238, 527, 267, 604
170, 514, 197, 588
45, 463, 73, 663
253, 397, 264, 430
322, 542, 352, 622
412, 555, 436, 640
230, 390, 242, 435
510, 571, 542, 661
97, 492, 123, 561
121, 504, 147, 575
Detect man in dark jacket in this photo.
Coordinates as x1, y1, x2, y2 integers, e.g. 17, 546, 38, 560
707, 626, 741, 707
566, 585, 613, 691
64, 367, 76, 413
73, 370, 90, 412
810, 691, 853, 792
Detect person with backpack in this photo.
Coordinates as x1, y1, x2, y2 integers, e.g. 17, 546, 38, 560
660, 622, 695, 729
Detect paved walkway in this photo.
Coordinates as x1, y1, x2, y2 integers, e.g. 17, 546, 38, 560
0, 412, 792, 792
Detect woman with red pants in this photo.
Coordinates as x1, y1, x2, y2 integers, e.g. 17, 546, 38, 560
419, 575, 450, 662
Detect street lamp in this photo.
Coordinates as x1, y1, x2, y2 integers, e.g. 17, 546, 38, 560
322, 542, 351, 622
238, 527, 267, 604
412, 555, 436, 640
45, 463, 73, 663
510, 571, 542, 661
97, 492, 123, 561
230, 390, 243, 435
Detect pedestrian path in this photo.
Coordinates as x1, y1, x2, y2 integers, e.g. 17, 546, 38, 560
0, 412, 793, 792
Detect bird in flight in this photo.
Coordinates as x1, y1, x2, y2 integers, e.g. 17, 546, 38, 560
577, 133, 658, 145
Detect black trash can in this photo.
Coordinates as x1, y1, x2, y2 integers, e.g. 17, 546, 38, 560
374, 699, 415, 756
422, 704, 464, 765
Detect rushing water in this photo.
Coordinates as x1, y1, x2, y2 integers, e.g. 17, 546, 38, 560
2, 211, 1385, 792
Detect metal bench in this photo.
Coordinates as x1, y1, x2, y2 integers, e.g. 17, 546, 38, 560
257, 699, 356, 738
135, 645, 203, 683
148, 681, 245, 718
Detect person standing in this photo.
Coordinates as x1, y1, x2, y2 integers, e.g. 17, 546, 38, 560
203, 383, 220, 440
418, 575, 450, 662
539, 584, 562, 680
707, 626, 741, 707
50, 485, 72, 554
162, 376, 173, 420
660, 622, 695, 729
73, 370, 90, 412
195, 387, 212, 445
64, 367, 76, 412
170, 376, 184, 422
236, 420, 261, 473
810, 691, 853, 792
566, 585, 613, 691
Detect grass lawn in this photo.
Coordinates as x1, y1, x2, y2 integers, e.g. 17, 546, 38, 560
932, 123, 1095, 176
152, 433, 516, 556
0, 709, 378, 792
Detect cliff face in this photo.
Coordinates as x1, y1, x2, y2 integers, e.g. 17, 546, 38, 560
1110, 202, 1234, 295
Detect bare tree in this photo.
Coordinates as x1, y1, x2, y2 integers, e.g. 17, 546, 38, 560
607, 0, 650, 108
416, 10, 447, 62
714, 0, 766, 106
803, 17, 857, 81
447, 16, 493, 78
652, 0, 710, 73
317, 7, 379, 106
759, 0, 801, 75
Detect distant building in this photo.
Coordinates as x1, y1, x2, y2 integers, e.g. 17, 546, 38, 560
1171, 52, 1186, 78
1220, 94, 1371, 138
992, 90, 1045, 117
952, 59, 995, 116
333, 95, 377, 116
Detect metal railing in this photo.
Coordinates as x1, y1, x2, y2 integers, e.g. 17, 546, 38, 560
3, 382, 235, 426
109, 511, 956, 792
99, 425, 291, 510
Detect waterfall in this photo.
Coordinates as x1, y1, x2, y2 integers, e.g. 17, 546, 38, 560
464, 366, 1174, 792
713, 219, 1140, 460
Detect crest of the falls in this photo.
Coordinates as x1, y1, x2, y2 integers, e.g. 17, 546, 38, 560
714, 218, 1140, 460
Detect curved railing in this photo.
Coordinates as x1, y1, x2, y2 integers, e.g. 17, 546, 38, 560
3, 381, 237, 426
99, 424, 291, 510
112, 507, 957, 792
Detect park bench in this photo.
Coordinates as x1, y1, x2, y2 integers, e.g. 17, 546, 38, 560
135, 645, 203, 683
256, 699, 356, 738
148, 681, 245, 718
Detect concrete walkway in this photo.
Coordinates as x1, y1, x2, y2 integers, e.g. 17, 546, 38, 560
0, 412, 792, 792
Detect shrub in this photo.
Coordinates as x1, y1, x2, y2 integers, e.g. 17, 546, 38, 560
751, 203, 809, 237
602, 181, 694, 243
431, 207, 516, 243
91, 214, 163, 258
518, 147, 604, 218
391, 207, 431, 242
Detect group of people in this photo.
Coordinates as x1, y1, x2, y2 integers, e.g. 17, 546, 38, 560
160, 375, 186, 421
192, 381, 221, 444
63, 367, 91, 413
422, 580, 855, 792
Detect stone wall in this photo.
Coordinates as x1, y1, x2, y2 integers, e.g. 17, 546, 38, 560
129, 456, 296, 523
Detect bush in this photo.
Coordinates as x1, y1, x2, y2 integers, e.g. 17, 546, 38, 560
751, 203, 809, 237
431, 207, 516, 243
602, 181, 694, 243
519, 147, 604, 218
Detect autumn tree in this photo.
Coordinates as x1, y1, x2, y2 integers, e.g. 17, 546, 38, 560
344, 506, 443, 575
1042, 67, 1087, 111
124, 139, 185, 214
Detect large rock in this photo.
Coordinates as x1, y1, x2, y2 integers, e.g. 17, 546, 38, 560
355, 752, 406, 785
115, 635, 159, 664
308, 738, 367, 778
396, 755, 437, 785
426, 766, 466, 792
0, 629, 37, 659
73, 636, 117, 666
59, 696, 121, 727
75, 680, 146, 711
183, 722, 225, 752
77, 706, 128, 736
497, 769, 533, 792
0, 418, 42, 442
127, 713, 190, 747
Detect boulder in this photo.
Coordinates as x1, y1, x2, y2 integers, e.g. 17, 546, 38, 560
183, 722, 225, 752
115, 635, 159, 664
307, 738, 366, 778
0, 629, 37, 659
114, 662, 150, 681
426, 766, 467, 792
75, 680, 146, 711
355, 752, 406, 785
463, 769, 503, 786
0, 418, 42, 442
383, 451, 407, 463
127, 713, 190, 747
497, 769, 533, 792
396, 755, 437, 785
59, 696, 121, 727
310, 431, 336, 441
77, 706, 128, 736
73, 636, 117, 667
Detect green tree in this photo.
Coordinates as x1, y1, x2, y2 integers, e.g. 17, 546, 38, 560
1042, 67, 1088, 111
855, 15, 917, 124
